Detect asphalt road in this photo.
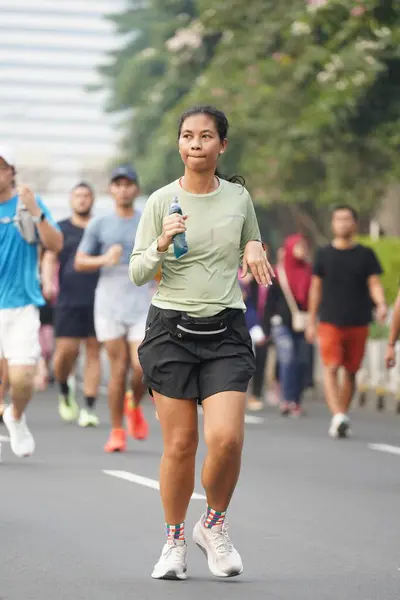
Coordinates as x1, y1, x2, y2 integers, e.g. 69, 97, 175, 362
1, 389, 399, 600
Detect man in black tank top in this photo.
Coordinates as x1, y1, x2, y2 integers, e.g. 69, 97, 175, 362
42, 183, 100, 427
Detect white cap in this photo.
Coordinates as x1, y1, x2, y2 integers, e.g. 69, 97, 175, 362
0, 145, 15, 167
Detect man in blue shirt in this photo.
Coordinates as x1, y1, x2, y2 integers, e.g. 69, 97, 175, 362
0, 145, 63, 458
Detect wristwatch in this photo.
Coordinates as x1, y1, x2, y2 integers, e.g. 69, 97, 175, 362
32, 212, 46, 224
252, 240, 267, 252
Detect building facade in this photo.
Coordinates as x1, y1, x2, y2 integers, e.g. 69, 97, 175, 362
0, 0, 130, 219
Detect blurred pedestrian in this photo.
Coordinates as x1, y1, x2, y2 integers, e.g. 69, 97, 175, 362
34, 269, 55, 392
385, 289, 400, 369
42, 182, 101, 427
306, 205, 386, 438
239, 270, 268, 411
75, 166, 152, 451
264, 234, 312, 417
0, 145, 62, 457
0, 358, 8, 422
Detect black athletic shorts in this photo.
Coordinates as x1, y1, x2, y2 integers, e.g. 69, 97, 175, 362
54, 306, 96, 339
138, 304, 256, 403
39, 302, 53, 326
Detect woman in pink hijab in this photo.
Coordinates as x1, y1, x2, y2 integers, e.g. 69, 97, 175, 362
263, 234, 312, 416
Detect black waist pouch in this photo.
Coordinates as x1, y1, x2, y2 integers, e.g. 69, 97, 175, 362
159, 308, 241, 342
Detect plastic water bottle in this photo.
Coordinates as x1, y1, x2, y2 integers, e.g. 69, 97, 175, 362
168, 196, 188, 259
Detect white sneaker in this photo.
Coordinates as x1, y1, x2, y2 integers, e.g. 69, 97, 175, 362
3, 406, 35, 457
151, 540, 187, 580
329, 413, 351, 439
78, 408, 99, 428
193, 515, 243, 578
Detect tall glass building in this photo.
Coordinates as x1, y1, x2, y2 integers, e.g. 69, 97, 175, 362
0, 0, 129, 218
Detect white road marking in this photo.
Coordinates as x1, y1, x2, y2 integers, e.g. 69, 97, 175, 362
369, 443, 400, 456
0, 435, 10, 442
197, 406, 264, 425
103, 469, 206, 500
244, 415, 264, 424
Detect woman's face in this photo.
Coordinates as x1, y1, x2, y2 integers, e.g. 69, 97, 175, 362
178, 114, 227, 173
292, 239, 309, 261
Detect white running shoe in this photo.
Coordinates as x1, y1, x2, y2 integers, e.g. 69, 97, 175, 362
78, 408, 99, 428
3, 406, 35, 457
193, 515, 243, 578
329, 413, 351, 439
151, 540, 187, 580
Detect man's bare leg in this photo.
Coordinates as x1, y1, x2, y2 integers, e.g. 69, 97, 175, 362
126, 341, 149, 439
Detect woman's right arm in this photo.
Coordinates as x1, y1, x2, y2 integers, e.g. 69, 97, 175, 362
130, 194, 188, 286
129, 194, 168, 286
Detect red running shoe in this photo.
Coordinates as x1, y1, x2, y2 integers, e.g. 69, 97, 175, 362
104, 428, 126, 453
125, 394, 149, 440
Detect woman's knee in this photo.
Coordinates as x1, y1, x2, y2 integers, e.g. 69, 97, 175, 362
164, 430, 198, 461
206, 429, 243, 456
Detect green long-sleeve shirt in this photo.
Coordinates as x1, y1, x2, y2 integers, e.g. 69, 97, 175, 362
129, 178, 261, 317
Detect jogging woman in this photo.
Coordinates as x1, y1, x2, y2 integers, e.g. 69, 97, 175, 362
129, 105, 273, 580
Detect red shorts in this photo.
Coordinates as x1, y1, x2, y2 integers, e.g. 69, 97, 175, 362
318, 323, 369, 374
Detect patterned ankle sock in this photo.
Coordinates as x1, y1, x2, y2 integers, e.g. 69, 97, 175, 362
166, 522, 185, 542
204, 506, 226, 529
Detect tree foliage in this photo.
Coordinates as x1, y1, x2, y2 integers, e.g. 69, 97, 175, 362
98, 0, 219, 186
99, 0, 400, 216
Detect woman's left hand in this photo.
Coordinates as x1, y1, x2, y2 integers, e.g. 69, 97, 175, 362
242, 241, 275, 287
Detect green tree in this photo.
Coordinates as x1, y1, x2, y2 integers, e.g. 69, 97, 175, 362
97, 0, 219, 188
99, 0, 400, 225
163, 0, 400, 215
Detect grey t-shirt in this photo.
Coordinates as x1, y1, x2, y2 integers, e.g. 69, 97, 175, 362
78, 212, 152, 323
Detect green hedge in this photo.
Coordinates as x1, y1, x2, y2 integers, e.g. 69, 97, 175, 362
368, 322, 389, 340
357, 236, 400, 306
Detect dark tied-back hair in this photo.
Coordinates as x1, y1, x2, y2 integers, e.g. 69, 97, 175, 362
331, 204, 358, 222
71, 181, 95, 197
178, 104, 245, 186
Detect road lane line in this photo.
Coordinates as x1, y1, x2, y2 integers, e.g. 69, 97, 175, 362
102, 469, 206, 500
369, 443, 400, 456
244, 415, 264, 424
197, 406, 264, 425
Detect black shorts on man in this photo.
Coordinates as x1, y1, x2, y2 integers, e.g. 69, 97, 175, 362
54, 306, 96, 339
138, 304, 256, 403
55, 219, 99, 340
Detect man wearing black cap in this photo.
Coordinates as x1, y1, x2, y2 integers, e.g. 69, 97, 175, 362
75, 165, 152, 452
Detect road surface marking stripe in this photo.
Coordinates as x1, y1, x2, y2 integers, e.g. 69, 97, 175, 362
369, 443, 400, 456
102, 469, 206, 500
0, 435, 10, 442
197, 407, 264, 425
244, 415, 264, 424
